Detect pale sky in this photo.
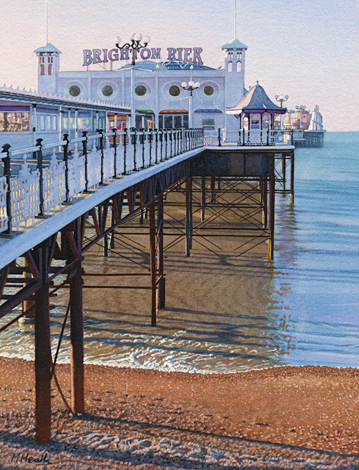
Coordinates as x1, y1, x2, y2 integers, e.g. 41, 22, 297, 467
0, 0, 358, 131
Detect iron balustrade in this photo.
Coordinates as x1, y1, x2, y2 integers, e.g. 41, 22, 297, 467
205, 128, 294, 147
0, 127, 204, 236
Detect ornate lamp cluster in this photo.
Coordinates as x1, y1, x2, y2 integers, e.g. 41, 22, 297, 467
275, 94, 289, 108
181, 80, 200, 96
114, 33, 150, 66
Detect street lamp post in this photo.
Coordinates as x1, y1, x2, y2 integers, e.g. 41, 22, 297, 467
181, 81, 200, 129
114, 33, 150, 129
275, 94, 289, 129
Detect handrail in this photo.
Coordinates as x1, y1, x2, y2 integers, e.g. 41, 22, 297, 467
204, 128, 294, 147
0, 127, 204, 236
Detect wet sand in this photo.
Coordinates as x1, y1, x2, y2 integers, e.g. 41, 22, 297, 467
1, 358, 359, 468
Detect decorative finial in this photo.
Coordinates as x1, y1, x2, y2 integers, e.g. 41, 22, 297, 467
257, 80, 259, 85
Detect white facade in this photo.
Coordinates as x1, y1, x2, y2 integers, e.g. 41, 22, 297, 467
35, 39, 248, 133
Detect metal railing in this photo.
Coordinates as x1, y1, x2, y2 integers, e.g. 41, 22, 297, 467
204, 128, 294, 147
0, 127, 204, 235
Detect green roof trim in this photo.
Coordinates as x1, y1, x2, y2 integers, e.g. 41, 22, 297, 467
34, 43, 62, 54
136, 109, 154, 114
221, 39, 248, 50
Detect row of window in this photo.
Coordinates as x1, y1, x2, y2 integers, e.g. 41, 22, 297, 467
0, 113, 58, 132
37, 114, 57, 132
68, 84, 215, 98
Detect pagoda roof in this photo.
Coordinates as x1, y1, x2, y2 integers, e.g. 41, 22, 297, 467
227, 83, 287, 114
221, 39, 248, 50
34, 43, 62, 54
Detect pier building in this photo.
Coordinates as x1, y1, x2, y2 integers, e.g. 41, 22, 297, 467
35, 38, 248, 134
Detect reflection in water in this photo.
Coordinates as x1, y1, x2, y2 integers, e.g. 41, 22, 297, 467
0, 225, 297, 373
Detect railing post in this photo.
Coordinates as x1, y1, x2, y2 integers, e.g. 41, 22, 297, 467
35, 138, 45, 217
82, 131, 88, 191
141, 128, 145, 168
112, 128, 117, 177
63, 133, 70, 203
97, 129, 105, 184
155, 128, 158, 164
131, 127, 137, 171
166, 128, 169, 158
218, 127, 221, 147
123, 128, 128, 175
1, 144, 12, 235
149, 128, 153, 166
160, 128, 163, 162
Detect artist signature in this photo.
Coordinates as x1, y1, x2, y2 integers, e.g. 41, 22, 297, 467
12, 451, 54, 464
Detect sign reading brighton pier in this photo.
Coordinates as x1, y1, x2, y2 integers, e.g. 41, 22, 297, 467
83, 47, 204, 66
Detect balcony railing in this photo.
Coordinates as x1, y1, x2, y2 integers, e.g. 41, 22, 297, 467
0, 128, 204, 235
204, 128, 295, 147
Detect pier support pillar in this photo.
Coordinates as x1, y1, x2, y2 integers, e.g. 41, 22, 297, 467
70, 259, 84, 415
261, 177, 268, 228
201, 176, 206, 222
185, 176, 192, 257
65, 220, 85, 415
290, 152, 295, 203
268, 154, 275, 260
282, 154, 286, 192
150, 204, 157, 326
210, 176, 215, 203
157, 195, 165, 310
34, 245, 51, 444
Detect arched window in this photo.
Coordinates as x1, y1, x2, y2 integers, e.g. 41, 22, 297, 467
40, 64, 45, 76
251, 114, 260, 129
243, 115, 249, 130
263, 114, 270, 129
48, 64, 53, 75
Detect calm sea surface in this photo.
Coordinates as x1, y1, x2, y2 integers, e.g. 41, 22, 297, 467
1, 131, 358, 372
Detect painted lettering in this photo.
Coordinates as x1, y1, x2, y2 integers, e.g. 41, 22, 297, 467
108, 49, 119, 61
82, 46, 204, 66
120, 49, 130, 60
92, 49, 102, 64
184, 48, 192, 63
140, 48, 151, 60
193, 47, 203, 65
167, 48, 177, 61
83, 49, 93, 66
151, 48, 161, 60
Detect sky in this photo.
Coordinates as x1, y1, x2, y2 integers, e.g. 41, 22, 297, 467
0, 0, 358, 131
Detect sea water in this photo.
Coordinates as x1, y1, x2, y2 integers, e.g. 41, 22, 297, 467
273, 131, 359, 368
0, 131, 358, 372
